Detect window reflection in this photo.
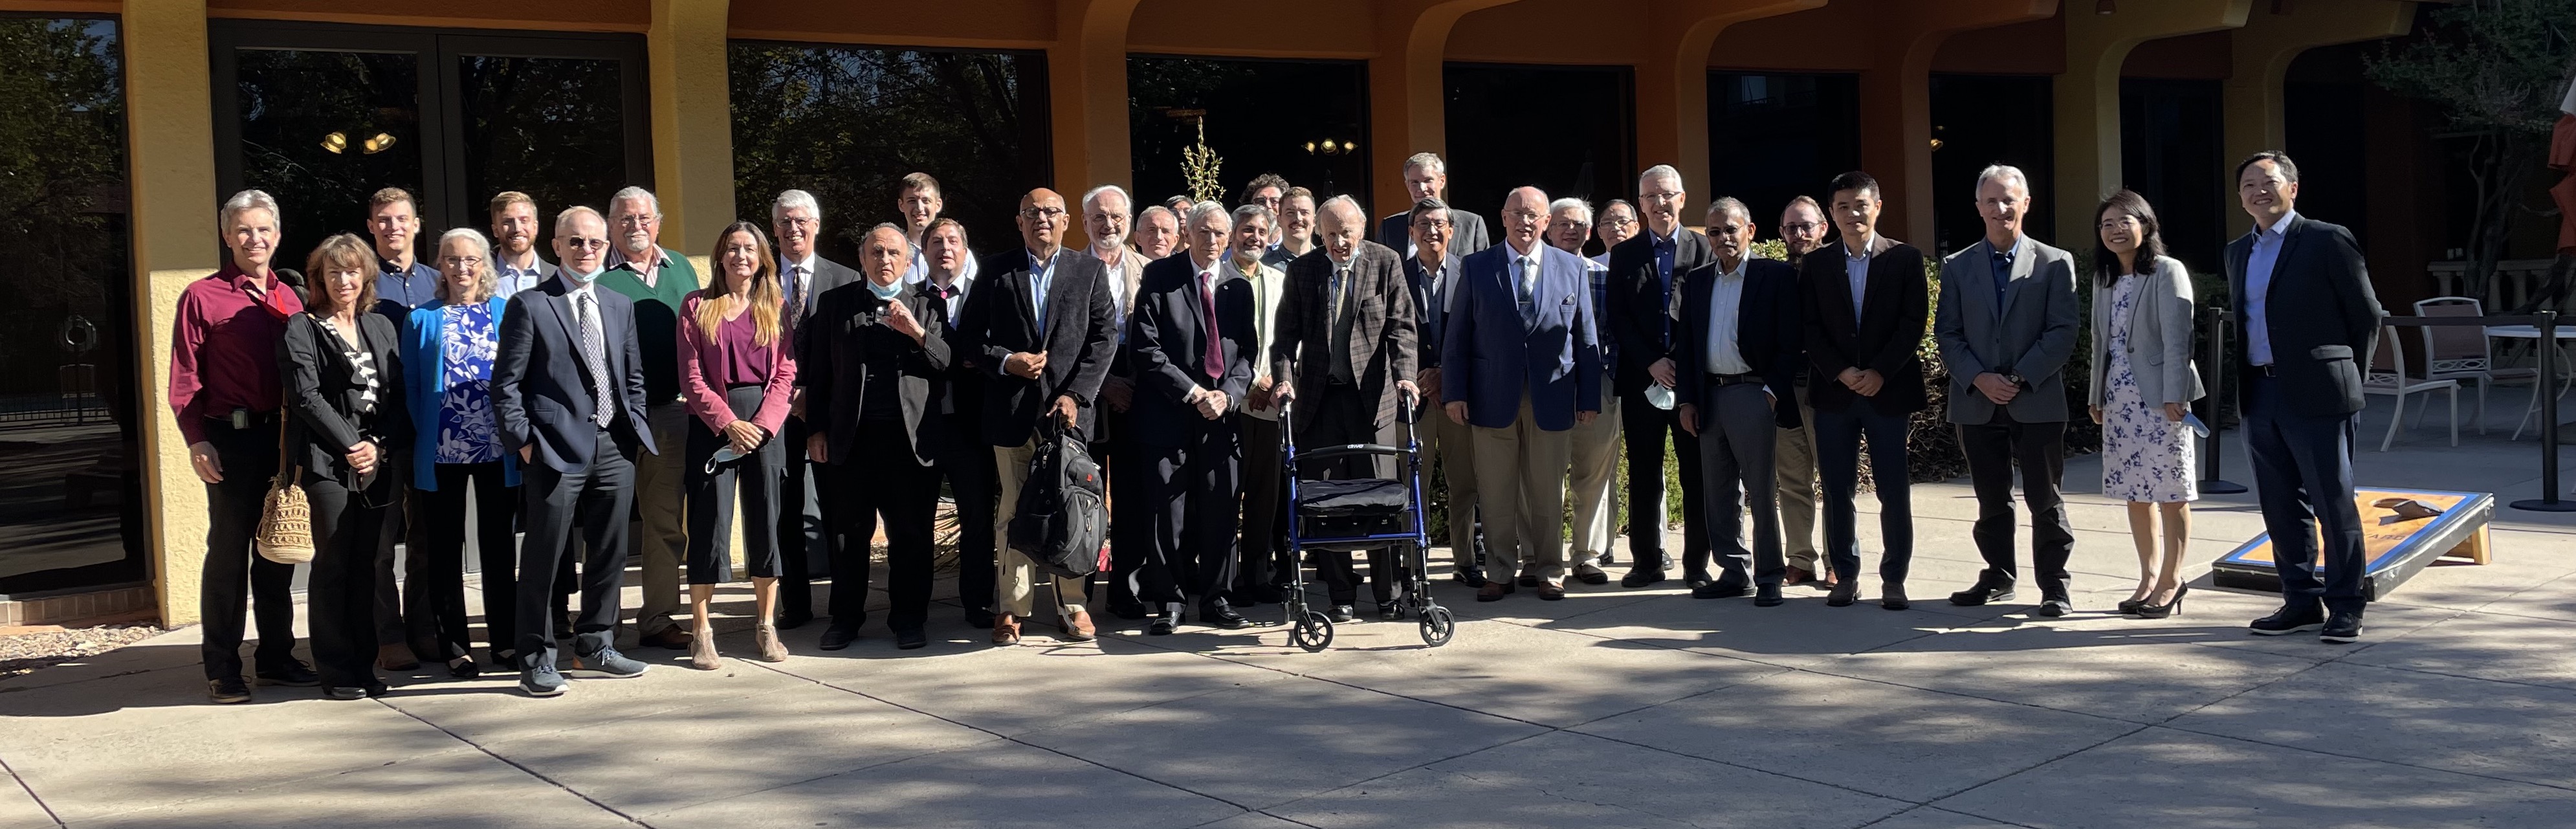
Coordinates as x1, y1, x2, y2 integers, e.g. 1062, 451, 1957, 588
236, 48, 425, 265
460, 55, 628, 252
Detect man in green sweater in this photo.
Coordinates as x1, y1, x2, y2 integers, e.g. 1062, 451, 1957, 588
601, 186, 701, 650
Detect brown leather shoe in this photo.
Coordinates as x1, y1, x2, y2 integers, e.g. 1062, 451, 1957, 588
992, 614, 1022, 646
375, 643, 419, 672
1061, 609, 1096, 642
639, 626, 694, 650
1784, 566, 1815, 586
1537, 582, 1568, 601
1477, 579, 1514, 602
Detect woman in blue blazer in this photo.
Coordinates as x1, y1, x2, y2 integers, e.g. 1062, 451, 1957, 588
402, 228, 522, 676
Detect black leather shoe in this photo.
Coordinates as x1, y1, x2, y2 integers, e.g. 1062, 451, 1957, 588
254, 659, 320, 687
964, 609, 996, 630
2035, 597, 2073, 617
1201, 604, 1253, 629
774, 608, 813, 630
1572, 564, 1612, 586
1517, 571, 1541, 588
2249, 604, 2326, 636
1248, 584, 1287, 604
1825, 580, 1860, 607
818, 626, 860, 650
1683, 570, 1715, 590
1620, 568, 1668, 588
2320, 609, 2364, 643
1109, 601, 1151, 621
1147, 610, 1180, 635
1378, 603, 1405, 621
1754, 584, 1785, 607
1328, 604, 1358, 623
1692, 582, 1752, 599
208, 678, 251, 704
1880, 582, 1910, 611
1452, 567, 1488, 588
1948, 583, 2017, 606
894, 627, 928, 650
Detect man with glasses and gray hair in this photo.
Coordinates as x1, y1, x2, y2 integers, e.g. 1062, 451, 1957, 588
771, 188, 859, 632
1379, 153, 1490, 258
1547, 196, 1620, 585
599, 185, 700, 652
1605, 164, 1715, 591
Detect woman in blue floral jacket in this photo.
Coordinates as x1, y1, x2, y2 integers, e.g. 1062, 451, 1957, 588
402, 228, 523, 676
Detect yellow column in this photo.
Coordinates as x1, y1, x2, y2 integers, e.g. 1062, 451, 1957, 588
1048, 0, 1143, 210
1367, 0, 1515, 219
127, 0, 220, 628
2054, 0, 2251, 246
648, 0, 733, 260
2219, 0, 2412, 245
1635, 0, 1825, 196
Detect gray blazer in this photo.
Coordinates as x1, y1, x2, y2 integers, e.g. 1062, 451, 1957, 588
2088, 254, 2204, 410
1933, 236, 2081, 424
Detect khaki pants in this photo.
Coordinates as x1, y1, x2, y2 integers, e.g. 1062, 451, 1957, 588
994, 438, 1088, 618
1774, 383, 1822, 572
1470, 394, 1576, 582
1567, 396, 1622, 566
1422, 407, 1479, 571
630, 403, 688, 635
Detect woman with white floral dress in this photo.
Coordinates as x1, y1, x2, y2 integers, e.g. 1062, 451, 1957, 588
402, 228, 522, 675
2086, 190, 2203, 619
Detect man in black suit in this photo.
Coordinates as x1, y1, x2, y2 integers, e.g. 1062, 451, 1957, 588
919, 217, 998, 630
1674, 197, 1803, 606
772, 188, 857, 630
2227, 150, 2383, 643
955, 188, 1118, 646
1800, 171, 1928, 611
1606, 164, 1713, 589
1377, 152, 1491, 258
1401, 197, 1479, 586
802, 225, 951, 650
1127, 201, 1260, 633
492, 206, 656, 696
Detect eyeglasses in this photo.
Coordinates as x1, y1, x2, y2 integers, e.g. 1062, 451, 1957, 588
1779, 221, 1823, 234
1598, 217, 1638, 228
1638, 191, 1684, 203
562, 238, 610, 250
440, 256, 485, 267
777, 217, 818, 228
1503, 210, 1545, 223
1020, 206, 1068, 220
612, 214, 655, 228
1412, 218, 1453, 229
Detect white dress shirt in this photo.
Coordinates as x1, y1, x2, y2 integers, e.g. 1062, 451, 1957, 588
1704, 256, 1752, 375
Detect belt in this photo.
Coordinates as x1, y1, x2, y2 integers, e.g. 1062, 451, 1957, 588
1706, 372, 1761, 385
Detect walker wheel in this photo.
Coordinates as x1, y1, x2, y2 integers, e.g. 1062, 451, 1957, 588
1290, 612, 1335, 652
1419, 605, 1455, 648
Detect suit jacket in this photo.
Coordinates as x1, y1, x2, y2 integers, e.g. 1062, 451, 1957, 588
1402, 252, 1466, 370
1933, 236, 2082, 424
2090, 254, 2205, 410
1605, 227, 1717, 397
492, 274, 657, 472
401, 297, 520, 491
1674, 257, 1803, 428
1379, 208, 1492, 258
921, 267, 987, 425
784, 256, 859, 327
800, 280, 951, 465
281, 311, 412, 493
1443, 242, 1603, 430
1800, 235, 1929, 416
1270, 242, 1420, 434
1127, 254, 1255, 448
956, 247, 1117, 447
2225, 214, 2381, 416
678, 294, 798, 436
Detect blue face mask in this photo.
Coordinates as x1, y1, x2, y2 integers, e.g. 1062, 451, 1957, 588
868, 279, 903, 301
567, 267, 603, 286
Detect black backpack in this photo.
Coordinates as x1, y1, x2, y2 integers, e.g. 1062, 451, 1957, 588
1007, 421, 1109, 580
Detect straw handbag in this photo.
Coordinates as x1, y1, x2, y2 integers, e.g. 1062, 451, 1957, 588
254, 399, 314, 565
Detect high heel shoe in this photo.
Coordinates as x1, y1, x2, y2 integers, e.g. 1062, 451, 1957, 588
2134, 583, 2190, 619
688, 625, 721, 670
2118, 582, 2156, 615
754, 623, 788, 663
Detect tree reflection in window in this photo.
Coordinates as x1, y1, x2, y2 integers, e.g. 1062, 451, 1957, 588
236, 48, 424, 264
459, 55, 630, 252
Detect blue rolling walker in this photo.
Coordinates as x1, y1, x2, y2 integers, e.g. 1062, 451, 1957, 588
1276, 397, 1454, 652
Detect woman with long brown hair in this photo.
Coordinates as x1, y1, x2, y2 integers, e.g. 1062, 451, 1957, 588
677, 221, 796, 668
281, 232, 411, 698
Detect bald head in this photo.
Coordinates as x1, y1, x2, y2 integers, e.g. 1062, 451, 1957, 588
1501, 186, 1549, 254
1017, 188, 1068, 256
1316, 195, 1366, 263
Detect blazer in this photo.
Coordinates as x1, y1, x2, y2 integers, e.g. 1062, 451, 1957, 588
784, 256, 860, 331
1442, 242, 1603, 430
1800, 234, 1930, 416
1605, 227, 1716, 397
2089, 254, 2205, 410
492, 274, 657, 472
1402, 252, 1466, 371
401, 297, 520, 491
280, 311, 412, 495
1126, 254, 1256, 448
678, 294, 799, 436
2225, 214, 2382, 416
800, 280, 951, 465
1270, 242, 1420, 433
1380, 208, 1492, 258
1933, 236, 2082, 425
1673, 257, 1804, 428
954, 247, 1117, 447
1233, 255, 1290, 422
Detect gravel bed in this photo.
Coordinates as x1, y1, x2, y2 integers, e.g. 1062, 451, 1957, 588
1, 624, 160, 678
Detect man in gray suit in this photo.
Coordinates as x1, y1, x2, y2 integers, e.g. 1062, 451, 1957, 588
773, 189, 857, 630
1378, 153, 1491, 258
1932, 164, 2081, 615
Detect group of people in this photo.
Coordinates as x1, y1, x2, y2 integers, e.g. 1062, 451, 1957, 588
171, 148, 2384, 703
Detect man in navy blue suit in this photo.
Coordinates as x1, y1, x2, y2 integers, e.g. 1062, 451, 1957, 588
492, 205, 657, 696
2227, 150, 2383, 643
1442, 186, 1602, 603
1126, 201, 1260, 632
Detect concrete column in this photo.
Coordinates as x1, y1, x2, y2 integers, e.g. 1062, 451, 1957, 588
2053, 0, 2251, 247
1366, 0, 1515, 219
2219, 0, 2412, 246
127, 0, 221, 627
647, 0, 732, 260
1635, 0, 1825, 196
1853, 0, 2057, 245
1048, 0, 1144, 206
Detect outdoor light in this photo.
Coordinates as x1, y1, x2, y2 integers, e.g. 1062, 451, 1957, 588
362, 133, 397, 154
1929, 138, 1944, 151
1305, 138, 1356, 156
319, 131, 348, 154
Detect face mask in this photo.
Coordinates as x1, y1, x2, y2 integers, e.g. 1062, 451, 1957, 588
567, 267, 603, 286
868, 279, 903, 301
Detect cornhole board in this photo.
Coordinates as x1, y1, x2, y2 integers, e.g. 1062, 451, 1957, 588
2211, 488, 2493, 601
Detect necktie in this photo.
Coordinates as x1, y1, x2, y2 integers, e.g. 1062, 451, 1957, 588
577, 291, 613, 428
1519, 256, 1539, 319
1200, 271, 1224, 379
1330, 265, 1350, 324
786, 264, 808, 315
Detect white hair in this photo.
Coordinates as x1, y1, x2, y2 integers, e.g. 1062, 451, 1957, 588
1185, 199, 1233, 228
1081, 184, 1132, 216
555, 204, 604, 236
436, 227, 492, 260
1317, 194, 1365, 225
1975, 164, 2029, 198
434, 228, 498, 302
1402, 152, 1447, 176
1548, 197, 1594, 226
771, 188, 820, 222
1704, 197, 1751, 225
1139, 204, 1179, 227
218, 189, 279, 232
608, 186, 660, 217
1639, 164, 1684, 193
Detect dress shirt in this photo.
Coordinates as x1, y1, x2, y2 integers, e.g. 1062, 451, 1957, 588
375, 257, 440, 311
1583, 254, 1616, 368
1097, 246, 1139, 341
1028, 249, 1058, 334
1647, 227, 1679, 348
1988, 235, 2023, 309
1703, 256, 1752, 375
1509, 242, 1544, 318
780, 253, 817, 315
168, 265, 303, 444
927, 268, 974, 322
493, 250, 552, 297
905, 243, 929, 285
1194, 260, 1224, 386
598, 247, 697, 404
1844, 232, 1878, 325
1329, 255, 1358, 385
2245, 211, 2297, 366
604, 244, 670, 288
1233, 256, 1288, 421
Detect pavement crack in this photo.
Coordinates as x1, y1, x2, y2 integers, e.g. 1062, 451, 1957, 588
0, 753, 64, 828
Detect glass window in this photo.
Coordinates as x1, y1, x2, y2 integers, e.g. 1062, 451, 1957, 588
1445, 63, 1638, 246
1709, 71, 1862, 238
730, 43, 1049, 265
458, 55, 634, 255
1930, 74, 2056, 258
2122, 78, 2223, 272
234, 48, 425, 266
0, 16, 145, 594
1128, 56, 1371, 210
